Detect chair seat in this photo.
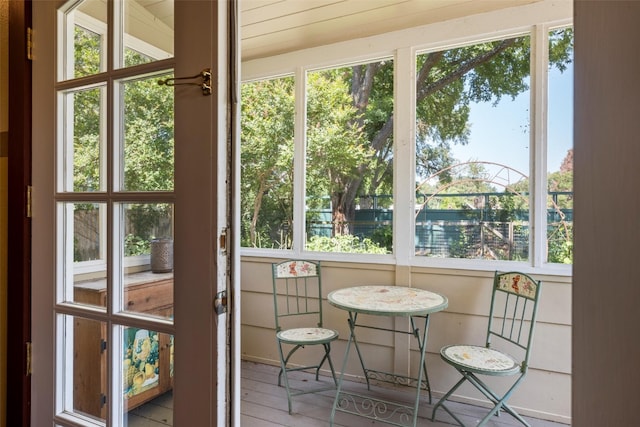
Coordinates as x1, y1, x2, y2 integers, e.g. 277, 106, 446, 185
441, 344, 520, 375
277, 327, 339, 344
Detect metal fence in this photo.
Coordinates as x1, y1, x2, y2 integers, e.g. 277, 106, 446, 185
307, 192, 572, 259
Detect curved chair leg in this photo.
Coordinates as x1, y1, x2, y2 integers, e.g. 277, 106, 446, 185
277, 341, 302, 414
277, 343, 303, 387
323, 343, 338, 385
431, 374, 469, 426
432, 369, 530, 427
463, 371, 530, 427
277, 340, 339, 414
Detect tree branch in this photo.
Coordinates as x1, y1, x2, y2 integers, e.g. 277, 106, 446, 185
417, 38, 517, 103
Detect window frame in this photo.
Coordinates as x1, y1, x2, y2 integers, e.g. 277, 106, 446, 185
240, 1, 572, 276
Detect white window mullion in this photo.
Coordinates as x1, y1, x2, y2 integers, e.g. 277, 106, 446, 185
59, 314, 74, 415
61, 92, 74, 192
393, 47, 415, 266
530, 24, 550, 267
60, 8, 75, 80
293, 66, 307, 255
99, 84, 108, 192
62, 203, 75, 303
110, 324, 124, 426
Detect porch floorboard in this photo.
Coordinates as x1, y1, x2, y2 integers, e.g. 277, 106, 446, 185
127, 360, 568, 426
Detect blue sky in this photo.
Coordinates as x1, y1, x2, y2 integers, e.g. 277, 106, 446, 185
450, 63, 573, 177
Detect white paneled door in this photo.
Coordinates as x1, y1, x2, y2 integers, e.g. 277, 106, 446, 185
31, 1, 239, 425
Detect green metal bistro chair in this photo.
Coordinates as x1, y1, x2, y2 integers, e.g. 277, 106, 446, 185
431, 271, 542, 427
271, 260, 339, 414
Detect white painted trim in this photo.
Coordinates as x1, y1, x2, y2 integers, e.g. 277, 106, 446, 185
293, 67, 307, 253
531, 24, 549, 268
393, 47, 415, 267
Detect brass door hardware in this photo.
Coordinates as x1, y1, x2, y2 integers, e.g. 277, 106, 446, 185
158, 68, 212, 96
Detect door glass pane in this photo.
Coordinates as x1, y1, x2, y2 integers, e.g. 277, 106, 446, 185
119, 0, 174, 69
62, 0, 107, 80
119, 202, 174, 319
61, 314, 107, 422
63, 202, 108, 308
119, 73, 174, 192
120, 325, 174, 425
62, 85, 106, 192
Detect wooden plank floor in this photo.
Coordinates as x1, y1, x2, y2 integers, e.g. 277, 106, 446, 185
128, 360, 568, 426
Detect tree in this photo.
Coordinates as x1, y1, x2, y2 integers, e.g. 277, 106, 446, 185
317, 31, 573, 235
240, 78, 296, 247
306, 69, 375, 235
239, 29, 573, 251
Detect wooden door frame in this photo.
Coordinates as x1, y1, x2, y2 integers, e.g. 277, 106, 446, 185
7, 0, 32, 425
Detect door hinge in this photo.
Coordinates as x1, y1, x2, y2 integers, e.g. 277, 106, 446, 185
26, 342, 32, 376
100, 394, 107, 408
101, 339, 107, 353
27, 27, 33, 60
214, 290, 227, 315
26, 185, 32, 218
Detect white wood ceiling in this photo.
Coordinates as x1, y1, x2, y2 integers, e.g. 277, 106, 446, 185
134, 0, 540, 61
239, 0, 539, 60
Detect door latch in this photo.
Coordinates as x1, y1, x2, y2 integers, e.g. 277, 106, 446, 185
214, 290, 227, 315
219, 228, 227, 254
158, 68, 212, 96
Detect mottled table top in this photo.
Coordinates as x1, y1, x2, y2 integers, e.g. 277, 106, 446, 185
328, 285, 448, 316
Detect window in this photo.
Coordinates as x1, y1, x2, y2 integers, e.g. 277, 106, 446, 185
305, 59, 394, 254
240, 76, 295, 249
546, 27, 574, 264
240, 15, 573, 270
413, 29, 573, 264
415, 35, 533, 261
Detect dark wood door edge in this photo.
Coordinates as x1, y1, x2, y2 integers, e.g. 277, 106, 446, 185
7, 0, 33, 426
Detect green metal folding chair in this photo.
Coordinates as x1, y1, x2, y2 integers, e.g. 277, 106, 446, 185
271, 260, 339, 414
431, 271, 542, 426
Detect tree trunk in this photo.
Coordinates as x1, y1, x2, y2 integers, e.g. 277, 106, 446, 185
250, 178, 267, 246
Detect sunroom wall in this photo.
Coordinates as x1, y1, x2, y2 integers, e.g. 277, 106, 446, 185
240, 1, 572, 424
241, 258, 571, 423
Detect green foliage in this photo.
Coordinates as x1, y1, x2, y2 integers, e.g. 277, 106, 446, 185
125, 234, 151, 256
73, 87, 102, 191
306, 68, 374, 198
239, 27, 573, 254
370, 225, 393, 253
240, 77, 295, 247
123, 76, 174, 191
73, 25, 174, 256
549, 28, 574, 73
548, 223, 573, 264
306, 234, 388, 254
416, 36, 530, 179
73, 26, 174, 193
74, 26, 101, 77
448, 226, 473, 259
